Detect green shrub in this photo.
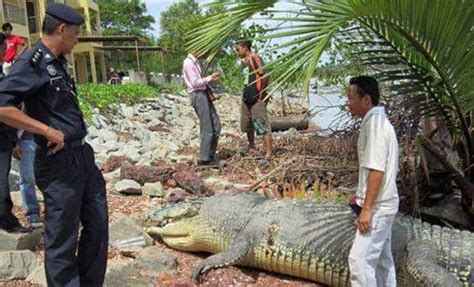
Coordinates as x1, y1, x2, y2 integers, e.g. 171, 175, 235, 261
76, 83, 158, 119
149, 82, 185, 94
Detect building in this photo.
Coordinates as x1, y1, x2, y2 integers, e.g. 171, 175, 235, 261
0, 0, 106, 83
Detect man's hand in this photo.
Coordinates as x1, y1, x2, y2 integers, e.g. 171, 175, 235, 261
12, 145, 22, 160
211, 70, 221, 80
45, 127, 64, 154
357, 207, 372, 233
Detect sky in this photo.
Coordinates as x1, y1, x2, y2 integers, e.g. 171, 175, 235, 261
141, 0, 296, 36
142, 0, 207, 36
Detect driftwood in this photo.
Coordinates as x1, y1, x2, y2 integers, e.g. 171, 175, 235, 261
271, 115, 309, 132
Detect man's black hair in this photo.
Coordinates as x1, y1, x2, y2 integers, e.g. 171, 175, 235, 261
2, 22, 13, 31
235, 38, 252, 51
349, 76, 380, 106
42, 14, 69, 35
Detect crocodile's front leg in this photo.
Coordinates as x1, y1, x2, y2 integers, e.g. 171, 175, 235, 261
192, 233, 254, 282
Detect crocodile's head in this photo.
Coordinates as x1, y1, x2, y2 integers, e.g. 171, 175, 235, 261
145, 199, 204, 251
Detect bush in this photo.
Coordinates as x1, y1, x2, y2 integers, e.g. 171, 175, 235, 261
77, 83, 158, 119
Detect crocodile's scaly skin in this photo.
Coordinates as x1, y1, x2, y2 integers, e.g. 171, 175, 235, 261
147, 192, 474, 286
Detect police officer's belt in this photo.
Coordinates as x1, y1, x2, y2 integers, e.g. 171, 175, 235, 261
66, 138, 86, 149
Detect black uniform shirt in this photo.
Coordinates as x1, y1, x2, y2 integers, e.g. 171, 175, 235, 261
0, 42, 87, 147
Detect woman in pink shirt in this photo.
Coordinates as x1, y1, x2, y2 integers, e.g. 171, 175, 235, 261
182, 51, 221, 166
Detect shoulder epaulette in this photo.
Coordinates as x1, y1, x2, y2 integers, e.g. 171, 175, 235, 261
30, 48, 44, 68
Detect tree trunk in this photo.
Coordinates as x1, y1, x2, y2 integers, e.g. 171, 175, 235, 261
271, 115, 310, 132
420, 137, 474, 217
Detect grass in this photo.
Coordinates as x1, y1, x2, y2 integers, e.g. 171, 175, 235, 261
76, 83, 184, 120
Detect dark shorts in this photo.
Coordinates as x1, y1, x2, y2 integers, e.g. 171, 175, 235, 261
240, 100, 271, 135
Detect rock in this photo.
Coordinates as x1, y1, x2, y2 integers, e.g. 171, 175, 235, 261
176, 116, 195, 129
148, 124, 171, 133
119, 146, 141, 161
134, 246, 177, 275
26, 263, 46, 286
173, 171, 214, 196
103, 168, 121, 185
101, 129, 119, 142
156, 139, 179, 153
0, 250, 37, 281
120, 162, 174, 185
233, 183, 250, 190
121, 106, 134, 119
143, 182, 165, 198
165, 188, 192, 203
102, 155, 136, 173
421, 195, 473, 231
205, 176, 234, 190
114, 179, 142, 195
104, 259, 151, 287
102, 141, 119, 153
0, 229, 42, 251
109, 215, 153, 251
87, 126, 100, 139
116, 131, 134, 141
167, 152, 193, 163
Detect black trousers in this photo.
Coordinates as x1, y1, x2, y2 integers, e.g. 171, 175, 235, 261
35, 143, 108, 287
0, 147, 21, 228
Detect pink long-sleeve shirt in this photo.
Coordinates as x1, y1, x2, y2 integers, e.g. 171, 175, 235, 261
182, 53, 212, 94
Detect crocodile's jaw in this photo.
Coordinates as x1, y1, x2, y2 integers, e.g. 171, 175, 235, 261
147, 218, 204, 251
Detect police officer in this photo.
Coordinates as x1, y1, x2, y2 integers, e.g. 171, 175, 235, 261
0, 3, 108, 286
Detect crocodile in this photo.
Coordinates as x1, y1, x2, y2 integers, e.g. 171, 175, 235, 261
145, 192, 473, 286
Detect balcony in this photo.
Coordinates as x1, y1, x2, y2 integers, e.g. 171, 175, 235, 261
3, 3, 27, 26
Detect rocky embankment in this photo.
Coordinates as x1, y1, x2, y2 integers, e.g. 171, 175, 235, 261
4, 92, 319, 286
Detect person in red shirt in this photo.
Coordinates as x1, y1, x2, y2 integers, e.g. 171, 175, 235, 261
1, 23, 26, 75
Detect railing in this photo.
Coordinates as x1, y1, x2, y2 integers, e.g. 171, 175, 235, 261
65, 0, 80, 6
46, 0, 66, 4
3, 3, 27, 26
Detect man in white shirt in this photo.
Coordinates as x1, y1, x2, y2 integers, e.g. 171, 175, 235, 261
346, 76, 399, 287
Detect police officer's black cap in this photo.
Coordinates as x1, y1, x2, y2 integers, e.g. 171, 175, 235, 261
46, 3, 85, 25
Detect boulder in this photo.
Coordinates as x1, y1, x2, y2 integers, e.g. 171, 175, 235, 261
134, 246, 177, 275
142, 182, 165, 198
109, 215, 153, 251
87, 125, 100, 139
0, 229, 42, 251
103, 168, 121, 185
101, 129, 119, 142
173, 171, 214, 196
104, 260, 151, 287
0, 250, 37, 281
204, 176, 234, 190
120, 162, 174, 185
165, 188, 193, 203
102, 155, 136, 173
114, 179, 142, 195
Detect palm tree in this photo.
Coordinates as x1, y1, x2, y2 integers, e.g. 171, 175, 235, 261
187, 0, 473, 216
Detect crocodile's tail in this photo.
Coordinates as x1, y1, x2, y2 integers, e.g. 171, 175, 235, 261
399, 240, 462, 287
